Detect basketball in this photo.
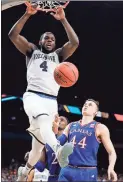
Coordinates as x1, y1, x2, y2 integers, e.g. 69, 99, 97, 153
54, 62, 79, 87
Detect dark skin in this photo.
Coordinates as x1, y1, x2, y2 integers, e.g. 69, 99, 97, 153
8, 3, 79, 61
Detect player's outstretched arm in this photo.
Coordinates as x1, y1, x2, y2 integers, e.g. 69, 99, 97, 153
8, 3, 38, 55
98, 124, 117, 181
57, 124, 70, 145
52, 114, 60, 134
50, 7, 79, 61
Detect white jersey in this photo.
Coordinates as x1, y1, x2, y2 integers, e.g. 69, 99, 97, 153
26, 49, 60, 96
33, 168, 49, 182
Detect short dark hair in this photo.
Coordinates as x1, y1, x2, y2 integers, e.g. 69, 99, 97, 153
40, 32, 54, 41
64, 117, 69, 124
86, 99, 99, 110
60, 116, 69, 124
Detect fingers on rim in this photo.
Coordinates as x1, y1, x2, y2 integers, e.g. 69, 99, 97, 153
25, 1, 69, 12
25, 1, 31, 7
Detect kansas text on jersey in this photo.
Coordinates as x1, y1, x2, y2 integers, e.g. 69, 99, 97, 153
68, 121, 100, 167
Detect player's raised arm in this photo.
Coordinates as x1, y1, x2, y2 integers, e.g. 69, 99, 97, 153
52, 114, 60, 134
50, 7, 79, 61
97, 124, 117, 181
8, 3, 38, 55
57, 123, 70, 145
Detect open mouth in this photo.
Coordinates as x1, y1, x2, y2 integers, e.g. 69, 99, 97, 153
46, 44, 52, 48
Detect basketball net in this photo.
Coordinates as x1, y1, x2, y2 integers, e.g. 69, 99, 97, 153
26, 0, 69, 12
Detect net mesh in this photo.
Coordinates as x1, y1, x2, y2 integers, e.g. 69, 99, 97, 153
28, 0, 69, 11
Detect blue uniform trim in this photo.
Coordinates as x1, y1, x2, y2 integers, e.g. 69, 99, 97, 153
57, 134, 68, 145
59, 166, 98, 181
34, 161, 46, 172
68, 164, 96, 168
48, 175, 58, 182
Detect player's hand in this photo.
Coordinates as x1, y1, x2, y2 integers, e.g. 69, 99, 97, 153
50, 7, 65, 21
25, 2, 40, 15
52, 114, 60, 134
108, 167, 117, 181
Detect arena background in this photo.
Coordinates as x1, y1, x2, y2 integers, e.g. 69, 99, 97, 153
1, 1, 123, 177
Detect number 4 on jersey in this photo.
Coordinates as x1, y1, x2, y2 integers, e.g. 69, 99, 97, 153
70, 135, 87, 149
40, 61, 48, 72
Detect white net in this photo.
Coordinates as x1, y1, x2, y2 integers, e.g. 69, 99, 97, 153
31, 0, 69, 11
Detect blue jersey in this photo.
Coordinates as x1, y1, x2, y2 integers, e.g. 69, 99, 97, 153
68, 121, 100, 166
45, 143, 61, 176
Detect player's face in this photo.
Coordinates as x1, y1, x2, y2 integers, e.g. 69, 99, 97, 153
82, 101, 98, 117
41, 33, 56, 51
58, 116, 68, 130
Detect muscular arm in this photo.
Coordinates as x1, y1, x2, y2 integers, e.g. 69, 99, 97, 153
56, 18, 79, 61
8, 13, 34, 55
61, 18, 79, 56
97, 124, 117, 181
51, 7, 79, 61
8, 3, 38, 56
98, 124, 117, 168
63, 123, 71, 137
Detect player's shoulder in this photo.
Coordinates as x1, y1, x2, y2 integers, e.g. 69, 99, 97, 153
64, 121, 78, 135
96, 123, 109, 134
68, 121, 78, 127
26, 44, 39, 58
72, 121, 78, 124
29, 43, 37, 50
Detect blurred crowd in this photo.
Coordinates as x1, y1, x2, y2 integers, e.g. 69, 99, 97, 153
98, 174, 123, 181
1, 159, 123, 181
2, 159, 19, 182
2, 168, 17, 182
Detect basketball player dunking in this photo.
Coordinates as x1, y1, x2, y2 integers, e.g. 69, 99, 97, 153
8, 3, 79, 181
57, 99, 117, 181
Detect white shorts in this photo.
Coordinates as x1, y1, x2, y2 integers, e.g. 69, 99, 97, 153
23, 91, 58, 143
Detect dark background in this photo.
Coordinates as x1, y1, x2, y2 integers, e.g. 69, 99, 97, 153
1, 1, 123, 172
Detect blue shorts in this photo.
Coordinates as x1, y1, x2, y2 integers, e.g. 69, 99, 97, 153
48, 175, 58, 182
58, 166, 97, 181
